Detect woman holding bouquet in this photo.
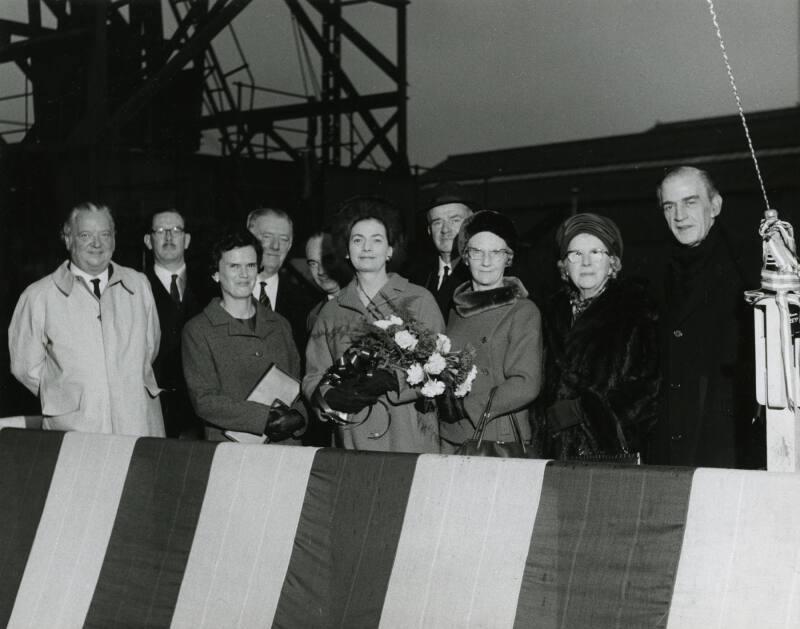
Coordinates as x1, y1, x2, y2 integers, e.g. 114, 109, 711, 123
304, 196, 445, 453
440, 211, 543, 453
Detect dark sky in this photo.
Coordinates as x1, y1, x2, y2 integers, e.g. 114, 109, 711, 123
0, 1, 797, 168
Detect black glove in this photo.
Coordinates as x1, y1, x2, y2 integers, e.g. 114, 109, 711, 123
323, 368, 398, 414
355, 368, 398, 397
265, 401, 306, 442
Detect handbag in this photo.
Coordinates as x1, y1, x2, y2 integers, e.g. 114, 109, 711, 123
575, 451, 641, 465
456, 387, 530, 458
575, 404, 641, 465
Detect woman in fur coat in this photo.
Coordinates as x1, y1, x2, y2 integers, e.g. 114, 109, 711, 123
540, 213, 660, 461
440, 211, 543, 453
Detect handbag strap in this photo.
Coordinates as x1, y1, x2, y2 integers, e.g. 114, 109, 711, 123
507, 413, 528, 454
610, 409, 632, 455
470, 388, 528, 454
470, 387, 497, 445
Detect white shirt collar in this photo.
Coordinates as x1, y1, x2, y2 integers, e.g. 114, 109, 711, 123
153, 263, 186, 297
437, 257, 458, 289
71, 264, 110, 295
252, 272, 279, 307
437, 257, 453, 274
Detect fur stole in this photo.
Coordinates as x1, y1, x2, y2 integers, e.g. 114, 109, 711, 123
452, 276, 528, 317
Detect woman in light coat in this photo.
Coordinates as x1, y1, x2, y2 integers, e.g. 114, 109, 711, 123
304, 196, 444, 453
440, 211, 543, 453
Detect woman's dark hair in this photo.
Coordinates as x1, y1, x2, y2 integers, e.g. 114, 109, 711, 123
309, 229, 354, 288
209, 230, 263, 275
332, 195, 404, 263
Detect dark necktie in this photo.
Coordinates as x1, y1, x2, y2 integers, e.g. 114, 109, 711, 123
90, 278, 101, 299
259, 281, 272, 310
439, 265, 450, 290
169, 274, 181, 304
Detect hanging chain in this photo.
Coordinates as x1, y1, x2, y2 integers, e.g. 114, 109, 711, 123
705, 0, 771, 211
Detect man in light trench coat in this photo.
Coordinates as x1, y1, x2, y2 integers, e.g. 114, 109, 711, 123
9, 201, 165, 436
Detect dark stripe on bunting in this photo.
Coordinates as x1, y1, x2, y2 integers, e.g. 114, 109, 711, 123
83, 438, 218, 629
273, 448, 419, 628
0, 429, 65, 628
513, 462, 694, 629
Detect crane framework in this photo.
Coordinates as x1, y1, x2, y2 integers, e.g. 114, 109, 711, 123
0, 0, 409, 173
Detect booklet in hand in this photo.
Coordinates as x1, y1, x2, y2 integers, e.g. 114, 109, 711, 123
224, 363, 301, 443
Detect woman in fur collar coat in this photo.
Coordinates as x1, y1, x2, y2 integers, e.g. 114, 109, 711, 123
440, 211, 543, 452
540, 213, 660, 460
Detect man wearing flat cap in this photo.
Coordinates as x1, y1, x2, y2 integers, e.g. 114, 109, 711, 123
410, 182, 475, 322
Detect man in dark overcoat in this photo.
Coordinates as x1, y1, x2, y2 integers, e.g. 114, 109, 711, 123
408, 183, 474, 322
144, 209, 204, 438
650, 166, 762, 468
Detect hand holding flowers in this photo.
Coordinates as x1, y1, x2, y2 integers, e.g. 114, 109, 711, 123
360, 311, 476, 401
316, 306, 477, 424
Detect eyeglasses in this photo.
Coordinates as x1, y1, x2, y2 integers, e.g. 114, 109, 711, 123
564, 249, 610, 264
76, 231, 114, 244
429, 216, 466, 230
151, 226, 185, 237
465, 247, 510, 261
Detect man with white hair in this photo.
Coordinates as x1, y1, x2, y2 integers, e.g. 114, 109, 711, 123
651, 166, 761, 468
9, 202, 164, 436
247, 206, 314, 353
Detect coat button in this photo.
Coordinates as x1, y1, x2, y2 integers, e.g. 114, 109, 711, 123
481, 368, 489, 375
481, 337, 488, 344
671, 433, 684, 441
673, 329, 683, 338
255, 351, 262, 357
670, 382, 681, 390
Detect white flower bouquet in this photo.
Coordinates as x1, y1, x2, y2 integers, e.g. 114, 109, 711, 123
353, 311, 478, 408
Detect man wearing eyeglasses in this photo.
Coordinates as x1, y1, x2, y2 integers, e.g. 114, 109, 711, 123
144, 209, 203, 438
247, 207, 314, 355
410, 182, 475, 322
8, 202, 165, 436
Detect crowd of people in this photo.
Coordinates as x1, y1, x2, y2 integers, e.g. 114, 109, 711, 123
7, 165, 764, 468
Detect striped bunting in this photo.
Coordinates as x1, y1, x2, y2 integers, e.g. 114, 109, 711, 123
668, 468, 800, 629
381, 455, 549, 628
83, 438, 217, 628
170, 443, 318, 628
273, 448, 420, 628
0, 429, 65, 629
4, 428, 800, 628
514, 462, 694, 629
7, 432, 137, 629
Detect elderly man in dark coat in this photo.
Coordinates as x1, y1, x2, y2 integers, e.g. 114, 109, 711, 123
650, 166, 762, 468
